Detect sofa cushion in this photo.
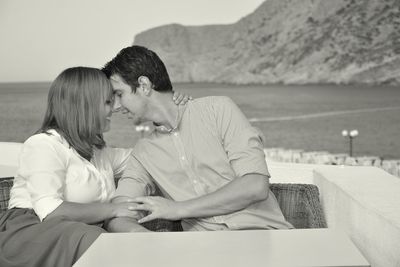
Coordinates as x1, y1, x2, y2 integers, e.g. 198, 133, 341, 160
0, 177, 13, 212
0, 179, 326, 229
270, 183, 327, 229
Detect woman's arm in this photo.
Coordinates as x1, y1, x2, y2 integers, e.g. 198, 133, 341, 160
19, 135, 140, 223
44, 200, 140, 224
172, 91, 192, 105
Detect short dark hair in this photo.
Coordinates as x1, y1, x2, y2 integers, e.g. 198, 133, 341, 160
102, 45, 173, 92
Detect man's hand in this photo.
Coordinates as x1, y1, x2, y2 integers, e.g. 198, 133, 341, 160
105, 198, 149, 232
131, 196, 185, 223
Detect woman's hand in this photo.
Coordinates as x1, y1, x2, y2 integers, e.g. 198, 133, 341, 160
130, 196, 185, 223
111, 201, 145, 220
173, 91, 192, 105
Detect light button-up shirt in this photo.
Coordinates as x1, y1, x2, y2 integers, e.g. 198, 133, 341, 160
115, 96, 293, 230
8, 129, 132, 221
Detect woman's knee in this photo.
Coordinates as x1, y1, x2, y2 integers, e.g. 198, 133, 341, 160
81, 224, 106, 242
72, 223, 107, 261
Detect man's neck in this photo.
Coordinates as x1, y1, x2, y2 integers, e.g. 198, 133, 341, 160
150, 93, 179, 130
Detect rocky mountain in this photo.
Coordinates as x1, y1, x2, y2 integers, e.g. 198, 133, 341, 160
134, 0, 400, 85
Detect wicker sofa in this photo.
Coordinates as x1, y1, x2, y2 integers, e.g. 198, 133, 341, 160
0, 177, 326, 231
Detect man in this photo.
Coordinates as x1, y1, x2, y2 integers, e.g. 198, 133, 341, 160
103, 45, 292, 231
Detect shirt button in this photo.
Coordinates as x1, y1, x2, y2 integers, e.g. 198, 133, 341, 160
181, 156, 185, 160
193, 180, 198, 184
174, 132, 179, 137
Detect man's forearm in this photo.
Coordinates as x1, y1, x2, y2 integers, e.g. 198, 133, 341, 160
135, 173, 270, 224
178, 173, 269, 219
108, 195, 150, 232
106, 217, 150, 232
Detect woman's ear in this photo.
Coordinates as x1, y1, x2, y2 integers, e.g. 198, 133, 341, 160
138, 76, 152, 96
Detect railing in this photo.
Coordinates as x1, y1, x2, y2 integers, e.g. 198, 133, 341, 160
264, 147, 400, 178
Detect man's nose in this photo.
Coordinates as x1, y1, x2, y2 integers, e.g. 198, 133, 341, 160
112, 97, 122, 113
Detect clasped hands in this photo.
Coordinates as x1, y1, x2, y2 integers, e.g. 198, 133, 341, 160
117, 196, 184, 223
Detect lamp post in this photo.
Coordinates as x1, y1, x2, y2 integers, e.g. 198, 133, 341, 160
341, 129, 359, 157
135, 125, 150, 138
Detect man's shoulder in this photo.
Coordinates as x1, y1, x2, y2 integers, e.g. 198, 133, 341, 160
190, 96, 234, 109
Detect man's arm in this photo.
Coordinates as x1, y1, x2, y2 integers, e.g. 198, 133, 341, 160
46, 201, 140, 225
105, 155, 155, 232
105, 196, 150, 232
133, 173, 268, 223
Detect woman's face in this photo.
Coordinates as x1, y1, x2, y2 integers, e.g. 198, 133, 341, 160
100, 94, 114, 133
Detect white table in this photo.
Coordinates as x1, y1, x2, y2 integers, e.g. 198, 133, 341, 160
74, 229, 370, 267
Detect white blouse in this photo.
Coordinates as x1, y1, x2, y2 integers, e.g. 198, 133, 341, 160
8, 129, 132, 221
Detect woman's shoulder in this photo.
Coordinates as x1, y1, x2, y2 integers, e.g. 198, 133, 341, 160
24, 129, 66, 149
18, 130, 71, 164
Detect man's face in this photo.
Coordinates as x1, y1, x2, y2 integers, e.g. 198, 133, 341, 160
110, 74, 148, 125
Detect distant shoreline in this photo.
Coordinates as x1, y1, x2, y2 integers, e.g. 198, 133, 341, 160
0, 81, 399, 88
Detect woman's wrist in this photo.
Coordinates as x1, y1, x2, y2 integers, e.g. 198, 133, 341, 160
107, 203, 118, 218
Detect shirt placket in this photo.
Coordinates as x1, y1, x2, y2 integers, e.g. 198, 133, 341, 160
86, 163, 108, 202
170, 130, 205, 196
170, 130, 224, 225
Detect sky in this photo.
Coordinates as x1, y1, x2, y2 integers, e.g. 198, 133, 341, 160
0, 0, 265, 82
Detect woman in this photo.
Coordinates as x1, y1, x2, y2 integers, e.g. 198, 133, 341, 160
0, 67, 189, 267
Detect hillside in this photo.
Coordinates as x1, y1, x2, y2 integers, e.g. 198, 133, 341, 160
134, 0, 400, 85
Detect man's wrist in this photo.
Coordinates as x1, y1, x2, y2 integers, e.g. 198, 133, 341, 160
176, 201, 190, 219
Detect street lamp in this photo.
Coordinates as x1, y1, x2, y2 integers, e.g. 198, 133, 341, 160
342, 129, 359, 157
135, 125, 150, 138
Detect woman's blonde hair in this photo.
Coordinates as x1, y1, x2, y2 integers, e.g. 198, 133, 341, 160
39, 67, 113, 160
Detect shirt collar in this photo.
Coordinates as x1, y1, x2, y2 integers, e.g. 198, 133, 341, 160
154, 102, 188, 134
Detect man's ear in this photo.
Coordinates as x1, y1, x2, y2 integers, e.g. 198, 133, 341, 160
138, 76, 152, 96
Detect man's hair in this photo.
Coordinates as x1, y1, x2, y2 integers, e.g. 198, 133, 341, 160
102, 45, 173, 92
38, 67, 113, 160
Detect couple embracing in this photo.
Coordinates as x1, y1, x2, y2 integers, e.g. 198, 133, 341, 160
0, 45, 292, 267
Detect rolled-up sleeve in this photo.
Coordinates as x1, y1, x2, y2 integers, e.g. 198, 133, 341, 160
18, 136, 66, 221
112, 155, 155, 201
213, 96, 270, 178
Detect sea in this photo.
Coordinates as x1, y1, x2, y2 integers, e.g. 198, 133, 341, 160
1, 82, 399, 159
